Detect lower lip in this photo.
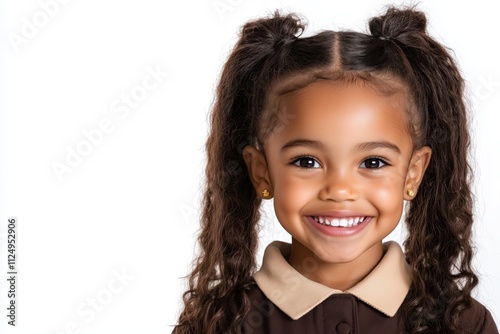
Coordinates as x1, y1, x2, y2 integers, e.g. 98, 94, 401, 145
305, 216, 372, 237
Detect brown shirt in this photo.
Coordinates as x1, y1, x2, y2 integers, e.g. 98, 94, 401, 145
242, 241, 498, 333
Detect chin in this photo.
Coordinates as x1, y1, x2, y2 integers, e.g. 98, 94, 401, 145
312, 245, 365, 265
323, 252, 361, 265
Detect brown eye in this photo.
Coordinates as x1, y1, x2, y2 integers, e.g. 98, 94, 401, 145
292, 157, 320, 168
361, 158, 387, 169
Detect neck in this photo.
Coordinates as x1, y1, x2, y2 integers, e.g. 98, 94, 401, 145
287, 239, 384, 291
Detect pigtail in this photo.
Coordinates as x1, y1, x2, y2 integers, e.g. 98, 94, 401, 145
173, 11, 304, 334
370, 7, 478, 333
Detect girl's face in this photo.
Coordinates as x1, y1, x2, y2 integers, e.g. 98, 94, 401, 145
244, 79, 431, 276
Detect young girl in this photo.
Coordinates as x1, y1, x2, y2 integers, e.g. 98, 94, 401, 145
173, 6, 498, 334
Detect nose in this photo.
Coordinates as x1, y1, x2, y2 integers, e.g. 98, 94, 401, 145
319, 168, 359, 202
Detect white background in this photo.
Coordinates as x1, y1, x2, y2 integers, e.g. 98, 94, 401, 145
0, 0, 499, 333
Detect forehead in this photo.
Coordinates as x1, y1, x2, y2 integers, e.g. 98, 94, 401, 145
264, 80, 412, 150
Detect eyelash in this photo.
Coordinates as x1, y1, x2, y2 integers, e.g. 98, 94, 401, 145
289, 155, 390, 169
360, 156, 390, 169
290, 155, 321, 169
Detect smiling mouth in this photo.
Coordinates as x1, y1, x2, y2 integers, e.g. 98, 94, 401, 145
310, 216, 367, 227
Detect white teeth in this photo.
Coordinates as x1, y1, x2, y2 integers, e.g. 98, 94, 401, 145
312, 216, 367, 227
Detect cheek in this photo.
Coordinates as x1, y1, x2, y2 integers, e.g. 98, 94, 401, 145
368, 174, 405, 212
273, 174, 315, 213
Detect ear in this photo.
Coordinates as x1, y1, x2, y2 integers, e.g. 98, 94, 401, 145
242, 145, 273, 199
404, 146, 432, 201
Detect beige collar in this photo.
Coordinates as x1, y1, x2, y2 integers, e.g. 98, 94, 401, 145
253, 241, 411, 320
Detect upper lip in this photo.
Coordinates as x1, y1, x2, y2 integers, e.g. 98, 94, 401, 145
308, 211, 370, 218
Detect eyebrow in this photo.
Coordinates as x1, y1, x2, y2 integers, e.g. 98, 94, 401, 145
281, 139, 324, 152
356, 141, 401, 154
280, 139, 401, 154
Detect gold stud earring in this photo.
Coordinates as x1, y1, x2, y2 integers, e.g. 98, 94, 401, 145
407, 189, 415, 197
261, 189, 270, 197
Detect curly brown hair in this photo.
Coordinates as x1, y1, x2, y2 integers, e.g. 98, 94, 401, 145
173, 5, 477, 334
